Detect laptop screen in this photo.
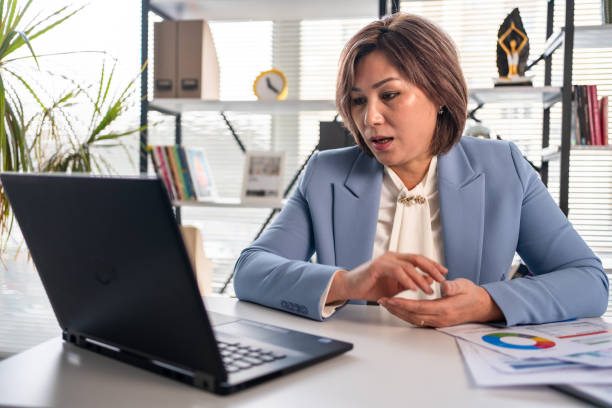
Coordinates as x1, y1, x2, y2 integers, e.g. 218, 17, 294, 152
1, 174, 224, 376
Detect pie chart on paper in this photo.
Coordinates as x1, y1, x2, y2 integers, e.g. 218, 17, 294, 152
481, 333, 556, 350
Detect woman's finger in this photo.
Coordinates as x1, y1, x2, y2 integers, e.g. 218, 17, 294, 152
385, 264, 417, 292
401, 263, 434, 294
398, 253, 447, 282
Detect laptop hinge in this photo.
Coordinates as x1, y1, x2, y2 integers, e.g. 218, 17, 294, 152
62, 330, 220, 391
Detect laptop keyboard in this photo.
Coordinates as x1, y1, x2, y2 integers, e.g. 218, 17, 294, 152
217, 340, 287, 373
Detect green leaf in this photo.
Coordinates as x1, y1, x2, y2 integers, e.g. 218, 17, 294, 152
5, 0, 19, 35
8, 0, 32, 36
15, 30, 39, 68
95, 125, 146, 141
0, 0, 7, 35
3, 67, 45, 109
0, 30, 18, 58
4, 5, 82, 57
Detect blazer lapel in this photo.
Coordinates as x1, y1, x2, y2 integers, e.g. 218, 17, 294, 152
333, 152, 383, 270
438, 142, 485, 283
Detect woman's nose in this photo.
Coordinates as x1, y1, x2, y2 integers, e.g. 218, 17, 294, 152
364, 101, 384, 127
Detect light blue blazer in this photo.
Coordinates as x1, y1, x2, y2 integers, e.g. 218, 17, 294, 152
233, 137, 609, 326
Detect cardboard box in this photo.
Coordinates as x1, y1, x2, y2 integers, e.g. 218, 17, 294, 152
180, 225, 213, 296
153, 20, 178, 98
177, 20, 220, 99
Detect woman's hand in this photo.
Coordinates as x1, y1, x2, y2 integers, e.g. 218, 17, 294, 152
326, 251, 447, 304
378, 278, 504, 327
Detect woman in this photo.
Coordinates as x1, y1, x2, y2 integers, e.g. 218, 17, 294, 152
233, 13, 608, 327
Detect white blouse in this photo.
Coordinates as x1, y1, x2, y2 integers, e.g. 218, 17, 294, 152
321, 156, 445, 316
372, 156, 445, 300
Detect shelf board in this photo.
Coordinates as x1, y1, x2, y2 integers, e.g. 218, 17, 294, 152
541, 145, 612, 162
151, 87, 562, 115
150, 99, 337, 114
571, 145, 612, 150
469, 87, 562, 107
574, 25, 612, 48
542, 25, 612, 56
150, 0, 377, 21
173, 197, 284, 209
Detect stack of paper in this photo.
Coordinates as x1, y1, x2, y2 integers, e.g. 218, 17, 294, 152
437, 318, 612, 387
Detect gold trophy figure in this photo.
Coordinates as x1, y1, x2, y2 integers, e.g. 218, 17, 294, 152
494, 8, 533, 86
498, 22, 528, 78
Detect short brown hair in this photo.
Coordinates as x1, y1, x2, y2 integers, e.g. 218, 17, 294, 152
336, 13, 468, 156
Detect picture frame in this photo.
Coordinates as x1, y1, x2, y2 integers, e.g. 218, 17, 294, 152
241, 151, 285, 205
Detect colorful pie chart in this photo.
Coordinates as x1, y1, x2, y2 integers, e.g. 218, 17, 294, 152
481, 333, 556, 350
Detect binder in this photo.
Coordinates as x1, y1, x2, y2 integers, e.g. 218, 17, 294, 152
177, 20, 219, 99
153, 20, 178, 98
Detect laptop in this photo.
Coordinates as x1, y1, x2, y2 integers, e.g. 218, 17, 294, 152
0, 173, 352, 395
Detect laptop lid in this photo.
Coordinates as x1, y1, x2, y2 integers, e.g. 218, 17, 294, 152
0, 173, 226, 381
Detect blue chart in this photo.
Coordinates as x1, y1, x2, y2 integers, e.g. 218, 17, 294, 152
482, 333, 556, 350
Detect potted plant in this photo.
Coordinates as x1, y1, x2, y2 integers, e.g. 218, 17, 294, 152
0, 0, 145, 248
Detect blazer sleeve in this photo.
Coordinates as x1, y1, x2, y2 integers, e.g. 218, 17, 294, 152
233, 152, 339, 321
482, 142, 609, 326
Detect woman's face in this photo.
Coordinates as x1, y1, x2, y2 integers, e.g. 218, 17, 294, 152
350, 50, 439, 171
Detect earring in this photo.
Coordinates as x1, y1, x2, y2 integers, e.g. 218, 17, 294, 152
438, 106, 445, 115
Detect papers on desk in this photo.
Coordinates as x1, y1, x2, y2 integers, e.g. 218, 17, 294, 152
438, 318, 612, 388
439, 318, 612, 359
457, 339, 612, 387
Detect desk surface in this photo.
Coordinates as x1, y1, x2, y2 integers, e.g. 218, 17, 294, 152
0, 297, 588, 408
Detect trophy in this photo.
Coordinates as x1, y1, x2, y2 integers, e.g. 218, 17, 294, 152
494, 8, 532, 86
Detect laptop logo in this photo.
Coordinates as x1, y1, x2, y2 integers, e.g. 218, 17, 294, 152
92, 260, 116, 285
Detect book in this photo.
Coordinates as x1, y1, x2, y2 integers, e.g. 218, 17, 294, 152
572, 89, 580, 146
165, 146, 186, 200
576, 86, 589, 145
586, 85, 596, 145
602, 96, 609, 146
589, 85, 602, 145
177, 146, 196, 200
185, 148, 216, 200
156, 146, 178, 200
171, 146, 194, 200
149, 146, 163, 188
150, 146, 175, 200
603, 0, 612, 24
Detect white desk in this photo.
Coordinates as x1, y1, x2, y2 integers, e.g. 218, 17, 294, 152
0, 297, 589, 407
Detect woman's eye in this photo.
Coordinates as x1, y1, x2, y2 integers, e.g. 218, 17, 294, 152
352, 96, 366, 106
382, 92, 399, 101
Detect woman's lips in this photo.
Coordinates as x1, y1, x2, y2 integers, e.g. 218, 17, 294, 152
370, 136, 394, 151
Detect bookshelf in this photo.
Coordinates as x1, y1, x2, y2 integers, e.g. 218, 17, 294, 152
140, 0, 400, 216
